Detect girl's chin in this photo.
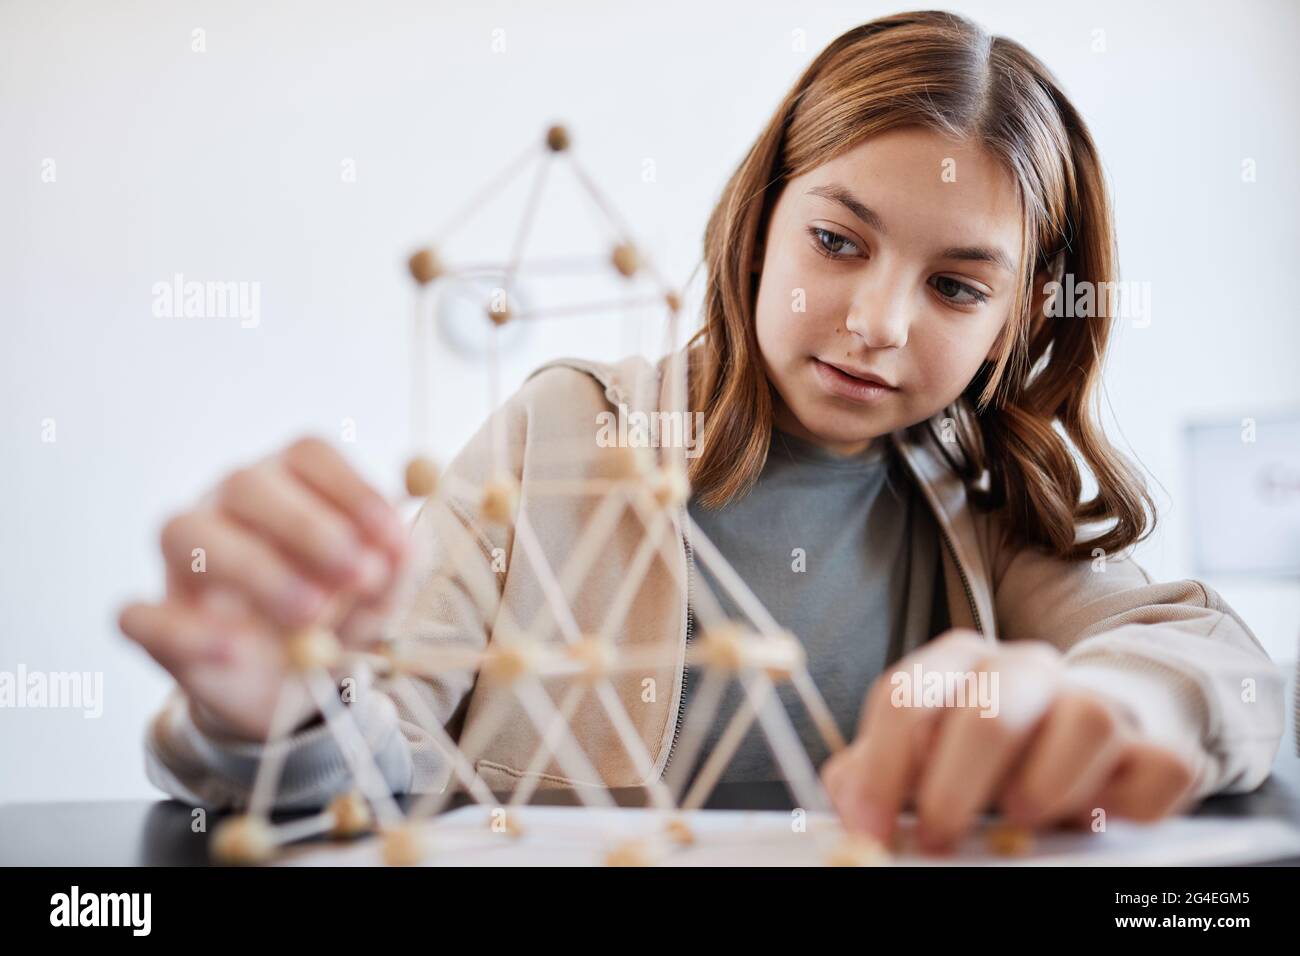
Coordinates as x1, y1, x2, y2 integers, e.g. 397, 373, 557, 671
773, 385, 894, 447
782, 402, 890, 453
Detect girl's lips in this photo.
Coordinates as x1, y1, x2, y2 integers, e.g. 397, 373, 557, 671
812, 358, 899, 404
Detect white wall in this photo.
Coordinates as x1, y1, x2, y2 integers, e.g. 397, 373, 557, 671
3, 0, 1297, 803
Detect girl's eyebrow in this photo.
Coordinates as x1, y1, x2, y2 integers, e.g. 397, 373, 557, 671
940, 245, 1015, 274
806, 184, 888, 234
806, 183, 1014, 275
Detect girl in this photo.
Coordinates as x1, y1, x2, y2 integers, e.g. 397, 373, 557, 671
122, 10, 1283, 854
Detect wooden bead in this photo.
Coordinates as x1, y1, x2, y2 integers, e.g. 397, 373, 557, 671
610, 242, 639, 278
211, 816, 276, 865
375, 641, 412, 676
759, 629, 806, 683
692, 624, 748, 671
480, 477, 518, 525
490, 810, 525, 838
481, 644, 536, 684
609, 443, 649, 480
545, 124, 571, 152
665, 290, 682, 312
648, 465, 689, 507
604, 838, 658, 867
286, 627, 342, 671
381, 825, 427, 867
486, 301, 512, 327
826, 834, 891, 867
328, 792, 373, 839
408, 247, 443, 285
566, 637, 615, 682
664, 817, 695, 846
690, 625, 803, 676
404, 456, 439, 498
986, 823, 1034, 857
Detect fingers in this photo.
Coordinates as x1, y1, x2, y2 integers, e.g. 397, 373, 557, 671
823, 629, 990, 843
160, 510, 328, 629
913, 642, 1063, 849
826, 630, 1202, 851
282, 437, 408, 563
124, 437, 410, 739
218, 463, 389, 597
335, 599, 396, 648
149, 436, 409, 668
997, 691, 1128, 828
824, 682, 928, 841
120, 597, 304, 741
1089, 741, 1199, 822
118, 600, 232, 674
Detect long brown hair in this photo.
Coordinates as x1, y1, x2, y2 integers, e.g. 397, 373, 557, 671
686, 9, 1155, 561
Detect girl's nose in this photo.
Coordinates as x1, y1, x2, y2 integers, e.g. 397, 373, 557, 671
843, 277, 910, 349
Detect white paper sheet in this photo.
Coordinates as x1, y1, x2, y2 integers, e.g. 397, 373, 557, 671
274, 804, 1300, 866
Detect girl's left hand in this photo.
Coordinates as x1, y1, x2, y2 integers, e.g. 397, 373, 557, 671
820, 629, 1199, 852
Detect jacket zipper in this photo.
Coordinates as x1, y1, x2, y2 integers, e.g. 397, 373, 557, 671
659, 505, 694, 781
895, 438, 985, 637
933, 516, 984, 636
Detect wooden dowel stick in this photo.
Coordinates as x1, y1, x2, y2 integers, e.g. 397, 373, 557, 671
431, 144, 541, 246
406, 686, 514, 821
389, 677, 498, 807
685, 512, 783, 634
304, 672, 405, 827
506, 681, 587, 809
511, 508, 584, 644
742, 669, 832, 815
591, 680, 677, 812
246, 676, 313, 818
790, 667, 848, 754
680, 677, 769, 812
661, 668, 726, 802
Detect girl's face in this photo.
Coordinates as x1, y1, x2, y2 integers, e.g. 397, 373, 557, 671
754, 126, 1025, 456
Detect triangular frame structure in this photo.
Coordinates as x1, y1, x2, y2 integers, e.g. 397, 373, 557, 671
208, 124, 889, 868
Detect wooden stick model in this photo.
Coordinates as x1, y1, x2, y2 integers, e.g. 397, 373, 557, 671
210, 123, 876, 868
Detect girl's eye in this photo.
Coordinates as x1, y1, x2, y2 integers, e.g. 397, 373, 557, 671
929, 275, 990, 307
807, 226, 861, 260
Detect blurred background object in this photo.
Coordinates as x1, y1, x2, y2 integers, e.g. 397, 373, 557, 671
1184, 413, 1300, 754
1185, 414, 1300, 578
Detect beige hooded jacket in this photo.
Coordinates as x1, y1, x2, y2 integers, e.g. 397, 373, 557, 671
144, 354, 1286, 810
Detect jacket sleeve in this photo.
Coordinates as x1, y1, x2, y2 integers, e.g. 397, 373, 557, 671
988, 531, 1286, 801
143, 402, 522, 811
143, 677, 414, 810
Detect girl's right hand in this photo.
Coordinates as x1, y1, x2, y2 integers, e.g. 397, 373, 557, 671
118, 437, 410, 743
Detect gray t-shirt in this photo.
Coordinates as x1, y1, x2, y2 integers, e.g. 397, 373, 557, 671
679, 427, 948, 787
